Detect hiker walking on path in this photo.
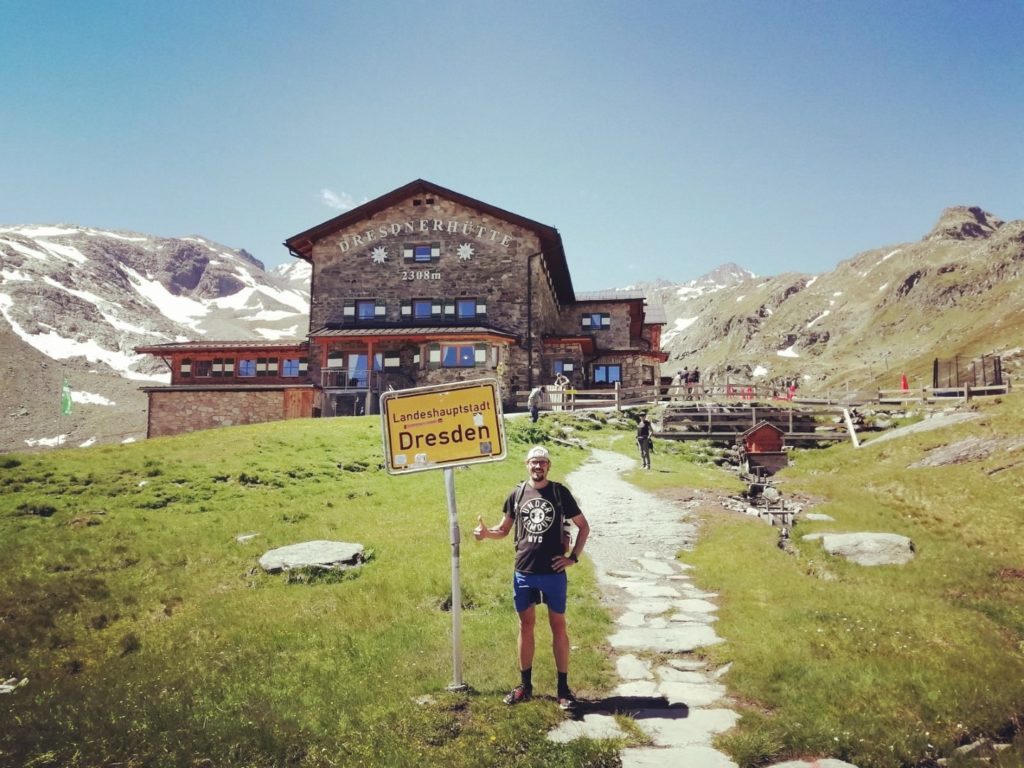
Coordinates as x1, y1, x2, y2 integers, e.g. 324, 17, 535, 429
474, 445, 591, 709
673, 369, 687, 401
527, 385, 547, 423
635, 415, 653, 469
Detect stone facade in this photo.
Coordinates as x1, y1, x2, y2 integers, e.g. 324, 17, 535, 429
137, 179, 667, 436
309, 197, 539, 332
145, 388, 312, 437
299, 184, 575, 412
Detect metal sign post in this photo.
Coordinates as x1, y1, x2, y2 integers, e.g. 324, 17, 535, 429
444, 467, 467, 691
380, 379, 507, 691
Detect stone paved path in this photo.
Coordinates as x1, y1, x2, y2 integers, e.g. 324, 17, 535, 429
544, 447, 860, 768
546, 448, 740, 767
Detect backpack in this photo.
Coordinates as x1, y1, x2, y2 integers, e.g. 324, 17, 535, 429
511, 480, 569, 545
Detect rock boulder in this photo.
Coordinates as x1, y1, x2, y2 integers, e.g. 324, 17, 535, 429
803, 532, 915, 566
259, 540, 364, 573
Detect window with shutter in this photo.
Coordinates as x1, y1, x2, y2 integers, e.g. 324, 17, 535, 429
474, 343, 488, 366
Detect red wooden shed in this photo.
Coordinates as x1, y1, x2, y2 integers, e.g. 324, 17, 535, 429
740, 421, 788, 476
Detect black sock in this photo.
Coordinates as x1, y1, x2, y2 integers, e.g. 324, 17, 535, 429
520, 668, 532, 690
557, 671, 569, 694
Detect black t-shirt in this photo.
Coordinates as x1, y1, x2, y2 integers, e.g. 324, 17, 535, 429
502, 481, 582, 574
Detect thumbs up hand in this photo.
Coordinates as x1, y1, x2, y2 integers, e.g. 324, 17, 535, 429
474, 515, 488, 541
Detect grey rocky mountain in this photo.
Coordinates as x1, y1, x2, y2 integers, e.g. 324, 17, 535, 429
2, 205, 1021, 453
0, 225, 309, 451
652, 206, 1023, 395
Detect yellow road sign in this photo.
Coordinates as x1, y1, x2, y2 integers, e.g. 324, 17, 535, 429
380, 378, 506, 474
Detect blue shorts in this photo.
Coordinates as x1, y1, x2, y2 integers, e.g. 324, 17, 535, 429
513, 571, 568, 614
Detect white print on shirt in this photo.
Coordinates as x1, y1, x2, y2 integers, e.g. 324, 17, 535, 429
520, 497, 555, 544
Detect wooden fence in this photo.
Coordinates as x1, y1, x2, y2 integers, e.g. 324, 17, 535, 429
515, 382, 852, 411
876, 382, 1012, 405
516, 379, 1012, 412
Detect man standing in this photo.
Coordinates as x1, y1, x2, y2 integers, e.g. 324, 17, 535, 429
527, 385, 546, 423
636, 414, 653, 469
474, 446, 590, 709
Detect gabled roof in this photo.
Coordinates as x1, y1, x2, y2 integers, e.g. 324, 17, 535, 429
574, 289, 667, 325
741, 420, 786, 437
283, 179, 575, 304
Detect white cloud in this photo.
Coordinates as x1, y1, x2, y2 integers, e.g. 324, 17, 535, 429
321, 189, 356, 211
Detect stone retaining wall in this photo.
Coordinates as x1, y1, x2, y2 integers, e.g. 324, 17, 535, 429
146, 389, 295, 437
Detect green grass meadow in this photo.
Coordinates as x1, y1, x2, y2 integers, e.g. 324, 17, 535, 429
686, 396, 1024, 767
1, 416, 621, 768
2, 401, 1023, 767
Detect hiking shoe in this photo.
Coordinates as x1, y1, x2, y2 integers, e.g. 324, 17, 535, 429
503, 684, 532, 705
557, 690, 577, 710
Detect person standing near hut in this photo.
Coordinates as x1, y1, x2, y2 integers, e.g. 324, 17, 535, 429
527, 385, 547, 423
636, 414, 653, 469
474, 446, 591, 709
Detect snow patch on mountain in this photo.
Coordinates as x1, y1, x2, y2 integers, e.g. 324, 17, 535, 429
120, 264, 212, 332
0, 293, 162, 380
72, 390, 117, 406
777, 344, 800, 358
256, 325, 302, 340
661, 316, 699, 346
807, 310, 830, 328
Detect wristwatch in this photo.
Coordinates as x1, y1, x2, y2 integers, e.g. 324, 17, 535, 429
568, 553, 579, 563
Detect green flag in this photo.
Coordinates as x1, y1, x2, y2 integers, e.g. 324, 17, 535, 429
61, 376, 73, 415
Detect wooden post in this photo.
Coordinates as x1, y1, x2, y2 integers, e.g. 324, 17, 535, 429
614, 381, 621, 411
842, 408, 861, 448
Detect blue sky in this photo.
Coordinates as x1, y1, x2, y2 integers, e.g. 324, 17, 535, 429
3, 0, 1022, 292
